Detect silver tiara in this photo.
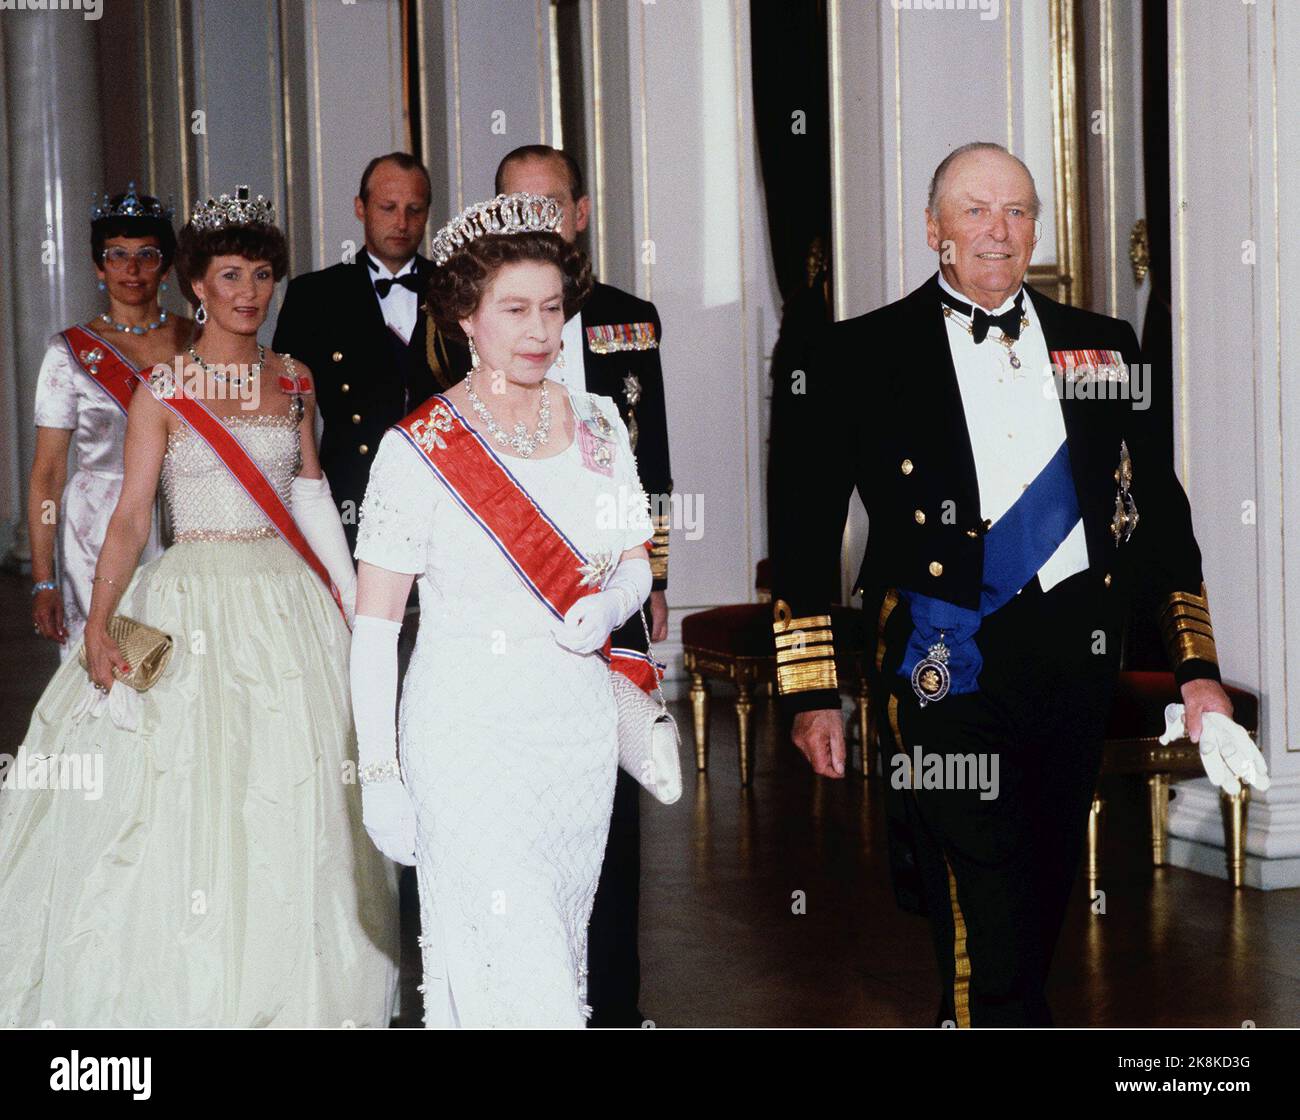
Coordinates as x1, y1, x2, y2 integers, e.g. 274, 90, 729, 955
431, 192, 563, 266
91, 181, 174, 223
188, 185, 276, 232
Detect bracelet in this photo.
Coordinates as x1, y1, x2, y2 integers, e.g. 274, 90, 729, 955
358, 761, 402, 787
91, 576, 117, 587
32, 580, 58, 596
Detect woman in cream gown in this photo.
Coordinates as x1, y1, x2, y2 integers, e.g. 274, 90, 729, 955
0, 194, 398, 1028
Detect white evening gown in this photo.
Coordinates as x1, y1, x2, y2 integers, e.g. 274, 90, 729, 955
0, 405, 399, 1027
34, 334, 163, 658
354, 388, 653, 1029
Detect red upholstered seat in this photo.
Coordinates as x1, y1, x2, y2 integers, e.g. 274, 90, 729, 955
681, 604, 772, 655
1105, 670, 1258, 739
681, 603, 864, 657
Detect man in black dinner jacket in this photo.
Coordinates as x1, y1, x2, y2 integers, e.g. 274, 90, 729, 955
441, 145, 674, 1027
770, 142, 1237, 1027
273, 152, 440, 550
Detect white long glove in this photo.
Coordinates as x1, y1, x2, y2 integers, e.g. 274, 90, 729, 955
553, 557, 652, 654
292, 474, 357, 625
1159, 704, 1271, 796
350, 614, 417, 865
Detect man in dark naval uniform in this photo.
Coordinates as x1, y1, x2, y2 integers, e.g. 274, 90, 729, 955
770, 142, 1246, 1026
273, 152, 439, 550
441, 144, 673, 1026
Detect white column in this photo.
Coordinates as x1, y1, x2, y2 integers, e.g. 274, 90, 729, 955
1, 9, 104, 562
625, 0, 780, 694
1164, 0, 1300, 888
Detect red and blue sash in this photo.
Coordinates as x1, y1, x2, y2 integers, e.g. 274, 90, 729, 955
62, 325, 138, 415
138, 369, 344, 619
393, 394, 660, 693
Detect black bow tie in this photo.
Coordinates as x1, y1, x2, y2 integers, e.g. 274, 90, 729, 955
373, 272, 422, 299
939, 286, 1025, 344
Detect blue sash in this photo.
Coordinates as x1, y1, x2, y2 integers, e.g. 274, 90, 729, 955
898, 440, 1081, 695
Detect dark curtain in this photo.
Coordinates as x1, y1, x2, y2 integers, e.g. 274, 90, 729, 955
1124, 0, 1174, 670
753, 0, 834, 587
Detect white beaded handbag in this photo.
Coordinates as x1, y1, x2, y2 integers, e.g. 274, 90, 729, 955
613, 607, 682, 805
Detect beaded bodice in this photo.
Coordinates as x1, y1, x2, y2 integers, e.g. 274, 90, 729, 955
162, 413, 302, 541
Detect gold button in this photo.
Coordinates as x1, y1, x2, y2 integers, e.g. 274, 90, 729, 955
352, 413, 361, 424
901, 459, 913, 475
1104, 573, 1112, 588
341, 383, 350, 393
332, 351, 343, 362
914, 509, 926, 524
928, 560, 943, 577
359, 444, 369, 455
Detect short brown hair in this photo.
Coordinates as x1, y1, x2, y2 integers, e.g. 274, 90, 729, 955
174, 222, 289, 306
425, 231, 592, 341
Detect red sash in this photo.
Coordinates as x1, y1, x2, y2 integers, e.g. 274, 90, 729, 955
62, 325, 138, 415
393, 394, 660, 692
138, 370, 344, 618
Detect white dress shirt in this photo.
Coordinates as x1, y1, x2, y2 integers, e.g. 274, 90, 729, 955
937, 272, 1088, 592
369, 254, 419, 344
545, 311, 587, 390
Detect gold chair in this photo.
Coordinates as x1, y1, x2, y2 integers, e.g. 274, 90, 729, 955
681, 561, 870, 785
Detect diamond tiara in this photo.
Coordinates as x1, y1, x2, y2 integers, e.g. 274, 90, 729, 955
91, 181, 174, 223
188, 185, 276, 233
430, 192, 564, 266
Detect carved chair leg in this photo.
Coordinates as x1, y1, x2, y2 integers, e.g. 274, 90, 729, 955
858, 675, 873, 779
735, 679, 755, 787
689, 672, 710, 772
1087, 793, 1105, 886
1148, 773, 1170, 866
1220, 786, 1251, 889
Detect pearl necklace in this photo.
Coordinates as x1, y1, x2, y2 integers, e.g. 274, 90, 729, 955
465, 370, 551, 457
100, 308, 169, 335
187, 343, 264, 388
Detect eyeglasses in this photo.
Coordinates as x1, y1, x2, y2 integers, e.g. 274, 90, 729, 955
101, 247, 164, 271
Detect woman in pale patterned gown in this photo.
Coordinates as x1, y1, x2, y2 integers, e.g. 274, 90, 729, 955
29, 186, 191, 660
0, 193, 398, 1027
350, 194, 654, 1028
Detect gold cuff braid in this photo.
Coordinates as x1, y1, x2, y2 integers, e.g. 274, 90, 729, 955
1159, 583, 1219, 669
649, 513, 670, 580
772, 599, 839, 694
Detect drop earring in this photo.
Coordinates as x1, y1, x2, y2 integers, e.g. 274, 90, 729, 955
98, 280, 107, 292
195, 300, 208, 326
468, 335, 481, 371
160, 281, 169, 293
555, 343, 566, 369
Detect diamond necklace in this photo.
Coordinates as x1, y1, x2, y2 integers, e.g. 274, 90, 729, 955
465, 370, 551, 457
187, 343, 264, 387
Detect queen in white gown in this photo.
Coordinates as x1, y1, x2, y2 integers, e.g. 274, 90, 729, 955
351, 193, 654, 1028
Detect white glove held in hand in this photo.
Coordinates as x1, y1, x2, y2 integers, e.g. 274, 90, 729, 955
292, 474, 357, 625
350, 613, 417, 865
553, 557, 652, 654
1159, 703, 1271, 796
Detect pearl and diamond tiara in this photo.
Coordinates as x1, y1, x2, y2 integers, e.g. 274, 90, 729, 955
430, 192, 564, 266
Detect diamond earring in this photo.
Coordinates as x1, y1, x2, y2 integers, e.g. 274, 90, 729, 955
555, 343, 565, 369
468, 335, 481, 371
195, 300, 208, 326
98, 280, 107, 292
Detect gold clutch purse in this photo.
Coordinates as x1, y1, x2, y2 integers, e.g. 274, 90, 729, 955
78, 615, 174, 692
